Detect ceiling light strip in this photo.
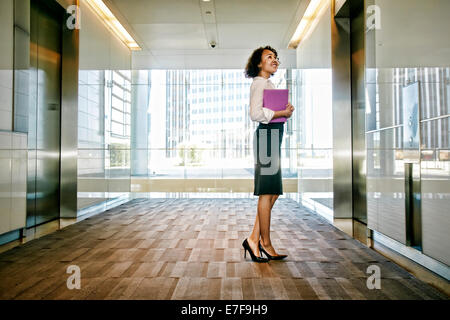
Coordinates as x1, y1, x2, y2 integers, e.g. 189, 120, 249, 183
288, 0, 331, 49
84, 0, 141, 50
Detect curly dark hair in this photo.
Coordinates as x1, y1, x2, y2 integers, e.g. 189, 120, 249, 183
244, 45, 278, 78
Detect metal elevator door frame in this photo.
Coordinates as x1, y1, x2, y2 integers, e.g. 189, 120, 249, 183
27, 0, 63, 228
350, 1, 367, 224
332, 0, 368, 226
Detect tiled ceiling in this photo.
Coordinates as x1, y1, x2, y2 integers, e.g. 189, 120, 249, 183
106, 0, 304, 69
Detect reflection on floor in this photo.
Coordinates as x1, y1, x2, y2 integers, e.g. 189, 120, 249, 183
0, 198, 447, 300
77, 198, 107, 210
333, 218, 370, 246
311, 198, 333, 209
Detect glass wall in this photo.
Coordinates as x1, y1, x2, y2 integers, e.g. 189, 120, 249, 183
131, 69, 298, 181
79, 67, 315, 201
293, 3, 333, 216
77, 0, 131, 212
75, 0, 332, 207
292, 69, 333, 213
78, 69, 133, 211
75, 0, 334, 215
365, 0, 450, 266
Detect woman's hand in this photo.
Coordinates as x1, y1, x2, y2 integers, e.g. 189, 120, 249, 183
284, 103, 295, 118
272, 103, 295, 120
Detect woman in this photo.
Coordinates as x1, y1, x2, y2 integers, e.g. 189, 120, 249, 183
242, 46, 294, 262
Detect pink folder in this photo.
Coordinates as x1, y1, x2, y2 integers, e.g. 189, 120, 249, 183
263, 89, 288, 123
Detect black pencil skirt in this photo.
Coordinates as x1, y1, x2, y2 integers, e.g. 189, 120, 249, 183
253, 122, 284, 196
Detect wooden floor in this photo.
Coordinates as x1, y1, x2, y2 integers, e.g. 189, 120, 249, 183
0, 198, 447, 300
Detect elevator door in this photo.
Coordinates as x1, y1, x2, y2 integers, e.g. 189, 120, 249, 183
27, 0, 62, 228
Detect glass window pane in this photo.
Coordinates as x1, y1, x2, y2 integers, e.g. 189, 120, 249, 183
112, 108, 123, 122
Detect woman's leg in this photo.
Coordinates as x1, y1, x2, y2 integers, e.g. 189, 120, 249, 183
248, 194, 279, 255
257, 194, 281, 256
249, 194, 278, 245
257, 195, 274, 249
270, 194, 279, 209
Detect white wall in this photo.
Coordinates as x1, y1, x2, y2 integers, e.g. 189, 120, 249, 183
0, 0, 27, 237
0, 132, 27, 234
0, 132, 27, 235
79, 0, 131, 70
0, 0, 14, 131
374, 0, 450, 68
296, 6, 331, 69
77, 0, 132, 211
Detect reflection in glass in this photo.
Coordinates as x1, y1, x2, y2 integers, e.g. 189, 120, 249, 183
291, 68, 333, 211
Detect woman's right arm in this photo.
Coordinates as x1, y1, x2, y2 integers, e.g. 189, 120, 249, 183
249, 81, 275, 124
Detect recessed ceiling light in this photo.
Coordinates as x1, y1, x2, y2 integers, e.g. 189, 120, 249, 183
288, 0, 330, 49
85, 0, 141, 51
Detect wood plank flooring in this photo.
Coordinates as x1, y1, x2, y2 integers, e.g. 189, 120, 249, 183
0, 198, 447, 300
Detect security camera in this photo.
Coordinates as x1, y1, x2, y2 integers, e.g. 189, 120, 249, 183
209, 41, 216, 49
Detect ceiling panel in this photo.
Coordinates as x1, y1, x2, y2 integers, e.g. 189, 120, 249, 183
107, 0, 303, 68
217, 23, 287, 49
214, 0, 301, 23
110, 0, 202, 23
132, 23, 208, 49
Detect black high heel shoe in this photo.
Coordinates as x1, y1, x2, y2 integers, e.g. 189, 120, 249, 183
242, 239, 269, 263
259, 242, 287, 260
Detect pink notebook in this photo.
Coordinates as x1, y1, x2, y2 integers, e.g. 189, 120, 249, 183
263, 89, 288, 123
